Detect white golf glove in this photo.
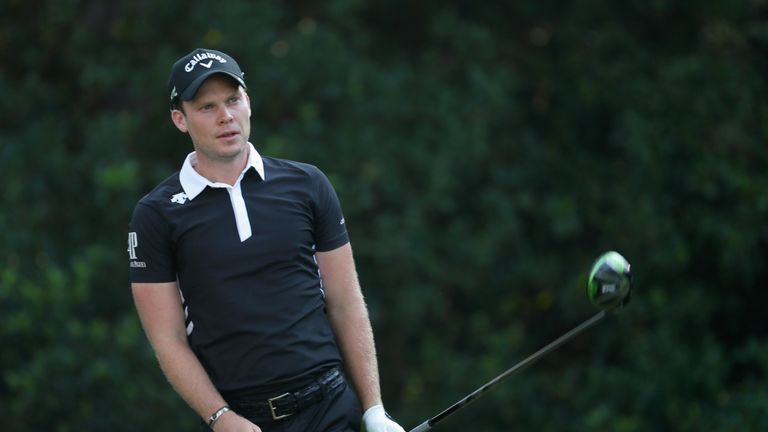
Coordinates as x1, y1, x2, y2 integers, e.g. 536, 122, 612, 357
362, 404, 406, 432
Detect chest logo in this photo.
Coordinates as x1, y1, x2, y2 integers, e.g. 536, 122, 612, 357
171, 192, 189, 204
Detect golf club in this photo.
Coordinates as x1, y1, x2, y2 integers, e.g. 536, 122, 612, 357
408, 251, 633, 432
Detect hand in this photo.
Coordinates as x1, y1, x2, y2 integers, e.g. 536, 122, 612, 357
362, 405, 406, 432
212, 411, 262, 432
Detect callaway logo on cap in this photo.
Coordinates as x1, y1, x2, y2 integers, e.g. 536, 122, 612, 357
167, 48, 247, 109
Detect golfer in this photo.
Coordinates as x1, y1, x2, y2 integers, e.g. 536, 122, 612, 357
128, 48, 404, 432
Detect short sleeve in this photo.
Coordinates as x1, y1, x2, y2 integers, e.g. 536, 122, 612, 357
127, 202, 177, 282
311, 168, 349, 252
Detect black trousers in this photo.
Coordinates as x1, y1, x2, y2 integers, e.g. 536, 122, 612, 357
200, 378, 362, 432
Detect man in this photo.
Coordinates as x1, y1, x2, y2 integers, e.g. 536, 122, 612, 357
127, 48, 405, 432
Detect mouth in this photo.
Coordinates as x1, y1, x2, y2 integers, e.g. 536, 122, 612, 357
217, 131, 240, 139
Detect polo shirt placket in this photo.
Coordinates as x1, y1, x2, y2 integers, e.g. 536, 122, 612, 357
178, 143, 266, 242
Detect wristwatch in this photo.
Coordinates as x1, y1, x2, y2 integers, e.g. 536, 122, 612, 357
208, 405, 231, 429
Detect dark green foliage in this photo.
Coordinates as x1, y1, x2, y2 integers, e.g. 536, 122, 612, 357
1, 1, 766, 430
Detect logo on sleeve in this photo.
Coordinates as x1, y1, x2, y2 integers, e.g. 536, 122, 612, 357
171, 192, 189, 204
127, 232, 146, 268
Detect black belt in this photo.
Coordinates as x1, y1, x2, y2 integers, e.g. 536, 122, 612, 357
229, 367, 345, 421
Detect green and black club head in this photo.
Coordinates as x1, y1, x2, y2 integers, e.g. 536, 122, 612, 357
587, 251, 633, 310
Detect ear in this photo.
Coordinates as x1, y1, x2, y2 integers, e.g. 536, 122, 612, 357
171, 109, 188, 133
245, 92, 252, 117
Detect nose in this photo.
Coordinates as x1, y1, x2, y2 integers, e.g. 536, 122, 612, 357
218, 106, 233, 124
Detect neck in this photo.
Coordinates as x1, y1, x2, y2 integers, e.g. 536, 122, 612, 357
193, 148, 249, 186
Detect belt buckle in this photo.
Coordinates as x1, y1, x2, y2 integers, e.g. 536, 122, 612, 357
267, 393, 293, 420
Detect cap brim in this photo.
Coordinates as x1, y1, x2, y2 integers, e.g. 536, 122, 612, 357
179, 71, 247, 101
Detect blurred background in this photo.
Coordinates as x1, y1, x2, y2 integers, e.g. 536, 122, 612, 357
1, 0, 767, 430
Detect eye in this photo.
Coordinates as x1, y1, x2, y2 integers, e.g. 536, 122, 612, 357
228, 96, 241, 105
200, 103, 214, 111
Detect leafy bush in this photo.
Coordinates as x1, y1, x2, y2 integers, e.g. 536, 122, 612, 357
1, 1, 766, 430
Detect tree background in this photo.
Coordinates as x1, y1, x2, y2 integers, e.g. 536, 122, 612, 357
1, 1, 766, 430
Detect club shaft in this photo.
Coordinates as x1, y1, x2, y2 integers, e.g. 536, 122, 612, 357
409, 310, 607, 432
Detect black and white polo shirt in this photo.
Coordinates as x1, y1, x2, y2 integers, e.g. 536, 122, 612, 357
128, 143, 349, 394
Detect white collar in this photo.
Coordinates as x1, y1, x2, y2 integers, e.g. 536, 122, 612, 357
178, 142, 265, 200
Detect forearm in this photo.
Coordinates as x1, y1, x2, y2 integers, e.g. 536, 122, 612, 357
152, 333, 229, 423
131, 282, 228, 423
131, 284, 258, 431
328, 290, 383, 410
313, 246, 406, 431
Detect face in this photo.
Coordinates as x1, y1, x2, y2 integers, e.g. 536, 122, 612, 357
171, 75, 251, 164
